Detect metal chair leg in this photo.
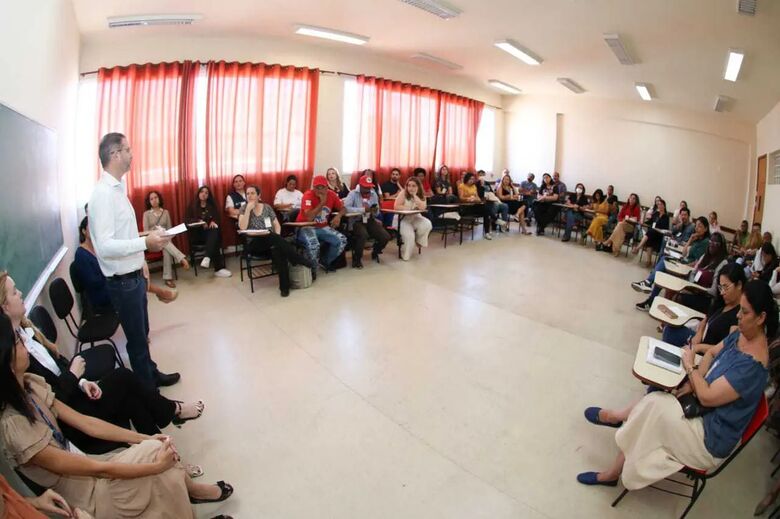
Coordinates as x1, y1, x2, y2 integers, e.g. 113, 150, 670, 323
680, 478, 705, 519
611, 488, 629, 507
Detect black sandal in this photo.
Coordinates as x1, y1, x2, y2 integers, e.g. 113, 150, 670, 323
190, 480, 234, 504
172, 400, 204, 427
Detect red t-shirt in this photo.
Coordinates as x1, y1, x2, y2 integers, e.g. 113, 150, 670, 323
618, 204, 641, 222
297, 189, 344, 227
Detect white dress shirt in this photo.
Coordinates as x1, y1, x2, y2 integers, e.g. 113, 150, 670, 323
88, 171, 146, 277
19, 327, 61, 376
273, 188, 303, 208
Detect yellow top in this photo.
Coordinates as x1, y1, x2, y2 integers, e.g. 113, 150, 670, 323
592, 200, 610, 215
458, 183, 478, 201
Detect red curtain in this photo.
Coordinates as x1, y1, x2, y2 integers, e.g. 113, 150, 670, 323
96, 62, 198, 251
435, 93, 484, 185
349, 76, 440, 186
347, 76, 483, 188
202, 61, 319, 227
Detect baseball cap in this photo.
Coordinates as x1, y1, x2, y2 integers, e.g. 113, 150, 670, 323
312, 175, 328, 187
358, 177, 375, 189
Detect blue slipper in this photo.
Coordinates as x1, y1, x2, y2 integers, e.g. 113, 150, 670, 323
577, 471, 619, 487
584, 407, 623, 428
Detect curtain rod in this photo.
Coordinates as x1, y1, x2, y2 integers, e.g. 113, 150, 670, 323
79, 67, 502, 110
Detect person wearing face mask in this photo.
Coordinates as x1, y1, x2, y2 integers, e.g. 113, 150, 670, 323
561, 183, 589, 242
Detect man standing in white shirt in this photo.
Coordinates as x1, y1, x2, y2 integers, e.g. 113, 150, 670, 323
88, 132, 180, 390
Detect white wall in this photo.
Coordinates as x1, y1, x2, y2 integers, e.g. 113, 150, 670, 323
503, 94, 756, 227
757, 100, 780, 245
0, 0, 81, 349
0, 0, 80, 487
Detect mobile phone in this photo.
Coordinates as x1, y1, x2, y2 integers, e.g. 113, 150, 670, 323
653, 347, 681, 366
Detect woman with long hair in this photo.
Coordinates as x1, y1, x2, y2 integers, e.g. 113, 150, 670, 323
142, 190, 190, 288
585, 189, 610, 246
224, 174, 247, 219
326, 167, 349, 199
579, 281, 774, 492
188, 186, 231, 278
600, 193, 641, 256
631, 198, 671, 266
496, 174, 531, 235
394, 177, 433, 260
0, 312, 234, 518
0, 272, 204, 455
532, 173, 558, 236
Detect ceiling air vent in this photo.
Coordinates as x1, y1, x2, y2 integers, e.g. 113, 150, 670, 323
714, 95, 731, 112
737, 0, 757, 16
398, 0, 461, 20
108, 14, 203, 29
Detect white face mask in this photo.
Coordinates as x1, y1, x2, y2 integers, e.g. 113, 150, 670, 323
576, 188, 583, 195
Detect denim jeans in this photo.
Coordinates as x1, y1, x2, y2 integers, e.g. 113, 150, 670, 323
297, 226, 347, 267
563, 210, 583, 240
661, 326, 696, 347
106, 272, 158, 390
644, 256, 667, 303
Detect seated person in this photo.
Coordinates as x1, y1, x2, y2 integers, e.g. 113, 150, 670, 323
634, 232, 727, 313
577, 281, 774, 490
731, 219, 750, 251
0, 314, 234, 518
631, 198, 671, 265
1, 474, 92, 519
239, 186, 316, 297
477, 170, 509, 232
458, 172, 494, 240
356, 169, 382, 199
519, 173, 539, 217
414, 167, 434, 198
606, 184, 619, 227
273, 174, 303, 222
677, 215, 711, 264
142, 191, 190, 288
600, 193, 641, 256
344, 177, 391, 268
76, 217, 176, 308
708, 211, 722, 235
496, 174, 531, 235
188, 186, 232, 278
552, 171, 567, 202
394, 177, 433, 261
769, 263, 780, 300
656, 206, 695, 258
585, 189, 610, 246
661, 263, 745, 348
432, 165, 457, 203
671, 200, 688, 227
561, 183, 589, 242
296, 175, 348, 272
738, 222, 764, 258
381, 168, 403, 201
326, 167, 350, 199
224, 174, 247, 219
749, 243, 779, 282
532, 173, 558, 236
0, 272, 204, 455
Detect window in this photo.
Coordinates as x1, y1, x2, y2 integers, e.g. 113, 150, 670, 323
771, 150, 780, 185
475, 107, 495, 174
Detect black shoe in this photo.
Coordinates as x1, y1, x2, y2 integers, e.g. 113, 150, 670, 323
280, 288, 290, 297
371, 250, 381, 263
156, 371, 181, 387
311, 268, 317, 282
602, 244, 613, 253
352, 257, 364, 269
561, 237, 570, 242
635, 300, 652, 312
302, 257, 318, 270
190, 480, 234, 504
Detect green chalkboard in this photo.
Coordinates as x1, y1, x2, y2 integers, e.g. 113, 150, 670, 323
0, 103, 65, 304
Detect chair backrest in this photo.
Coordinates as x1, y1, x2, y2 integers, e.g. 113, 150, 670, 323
48, 278, 74, 319
742, 395, 769, 443
28, 305, 57, 343
68, 262, 84, 295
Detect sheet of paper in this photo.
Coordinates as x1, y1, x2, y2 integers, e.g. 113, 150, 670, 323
646, 337, 683, 374
164, 223, 187, 236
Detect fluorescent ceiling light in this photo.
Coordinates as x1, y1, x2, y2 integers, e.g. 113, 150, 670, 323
557, 77, 585, 94
108, 14, 202, 28
724, 49, 744, 82
603, 33, 635, 65
294, 24, 369, 45
488, 80, 522, 95
398, 0, 461, 20
493, 40, 543, 66
635, 82, 652, 101
411, 53, 462, 70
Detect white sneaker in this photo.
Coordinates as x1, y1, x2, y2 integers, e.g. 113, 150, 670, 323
200, 257, 211, 269
496, 218, 507, 227
214, 268, 232, 278
485, 233, 493, 240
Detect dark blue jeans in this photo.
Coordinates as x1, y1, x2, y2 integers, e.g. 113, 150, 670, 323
563, 210, 583, 240
106, 272, 158, 390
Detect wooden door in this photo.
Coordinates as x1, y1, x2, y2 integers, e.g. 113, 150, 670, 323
753, 154, 767, 225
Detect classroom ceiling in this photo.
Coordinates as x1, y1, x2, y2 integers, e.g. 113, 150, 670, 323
72, 0, 780, 123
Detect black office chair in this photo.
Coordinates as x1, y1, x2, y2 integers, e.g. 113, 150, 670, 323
48, 278, 124, 366
28, 305, 59, 344
238, 234, 275, 293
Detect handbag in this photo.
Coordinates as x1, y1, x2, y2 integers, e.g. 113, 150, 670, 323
677, 392, 712, 418
289, 264, 312, 290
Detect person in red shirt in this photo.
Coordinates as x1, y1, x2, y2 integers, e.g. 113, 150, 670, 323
296, 175, 348, 271
600, 193, 641, 256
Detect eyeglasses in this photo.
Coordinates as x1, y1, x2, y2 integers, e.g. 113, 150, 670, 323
718, 282, 734, 293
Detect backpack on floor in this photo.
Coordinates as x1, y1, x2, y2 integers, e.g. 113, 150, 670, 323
289, 264, 312, 289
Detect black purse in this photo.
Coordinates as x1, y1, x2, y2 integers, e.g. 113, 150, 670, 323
678, 393, 713, 418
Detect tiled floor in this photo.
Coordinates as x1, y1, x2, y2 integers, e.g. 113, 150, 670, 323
138, 229, 773, 518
